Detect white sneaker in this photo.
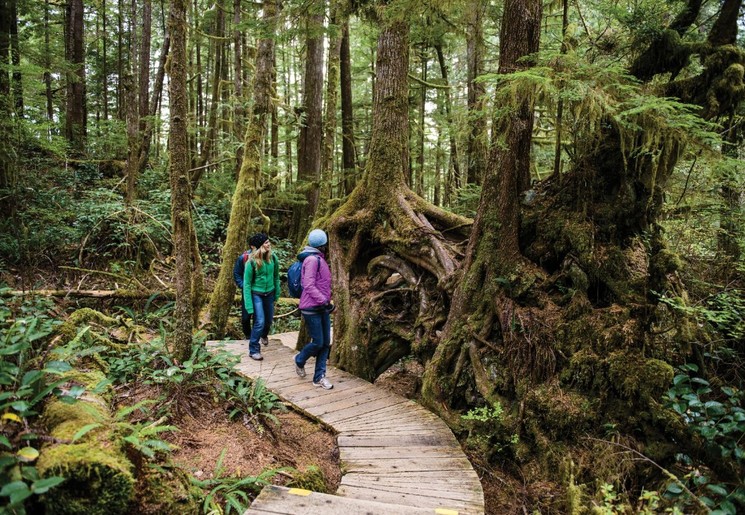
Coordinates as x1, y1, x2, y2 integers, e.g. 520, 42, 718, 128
294, 357, 306, 378
313, 377, 333, 390
260, 336, 269, 346
249, 353, 263, 361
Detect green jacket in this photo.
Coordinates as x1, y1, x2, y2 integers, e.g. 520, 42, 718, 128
243, 253, 281, 314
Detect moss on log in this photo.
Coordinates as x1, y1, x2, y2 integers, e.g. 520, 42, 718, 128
37, 371, 135, 515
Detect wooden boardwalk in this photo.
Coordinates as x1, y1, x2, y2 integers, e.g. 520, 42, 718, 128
207, 332, 485, 515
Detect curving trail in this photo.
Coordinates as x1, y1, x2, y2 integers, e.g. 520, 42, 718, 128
207, 332, 485, 515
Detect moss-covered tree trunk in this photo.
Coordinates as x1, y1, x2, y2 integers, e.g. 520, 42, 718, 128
422, 0, 542, 416
207, 0, 278, 336
166, 0, 194, 362
327, 14, 470, 380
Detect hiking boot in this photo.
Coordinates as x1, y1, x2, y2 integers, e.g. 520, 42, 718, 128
260, 336, 269, 346
313, 377, 333, 390
294, 357, 306, 378
249, 353, 263, 361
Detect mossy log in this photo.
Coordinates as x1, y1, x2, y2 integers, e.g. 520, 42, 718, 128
37, 370, 135, 515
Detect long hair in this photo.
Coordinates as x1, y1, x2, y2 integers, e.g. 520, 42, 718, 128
251, 244, 272, 270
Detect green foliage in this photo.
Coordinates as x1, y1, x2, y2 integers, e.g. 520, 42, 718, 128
657, 288, 745, 342
662, 363, 745, 514
190, 449, 283, 515
0, 290, 73, 514
104, 337, 285, 425
460, 402, 518, 460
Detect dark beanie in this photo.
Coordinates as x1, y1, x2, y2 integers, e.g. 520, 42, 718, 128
249, 233, 269, 249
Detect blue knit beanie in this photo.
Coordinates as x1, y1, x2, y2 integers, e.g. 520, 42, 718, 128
308, 229, 328, 248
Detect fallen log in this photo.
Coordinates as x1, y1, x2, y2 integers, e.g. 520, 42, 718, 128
0, 289, 176, 300
37, 370, 135, 515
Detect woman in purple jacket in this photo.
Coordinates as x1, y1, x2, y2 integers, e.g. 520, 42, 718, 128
294, 229, 334, 389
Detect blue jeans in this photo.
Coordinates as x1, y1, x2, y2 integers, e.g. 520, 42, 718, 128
249, 292, 275, 354
296, 311, 331, 383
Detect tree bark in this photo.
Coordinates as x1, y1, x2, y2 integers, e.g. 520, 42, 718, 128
321, 6, 342, 207
208, 0, 279, 336
434, 43, 459, 207
290, 0, 325, 244
64, 0, 87, 153
340, 19, 357, 195
9, 0, 21, 117
465, 0, 487, 186
167, 0, 194, 362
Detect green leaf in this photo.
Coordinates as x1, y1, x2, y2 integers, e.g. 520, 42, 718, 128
0, 480, 27, 497
0, 435, 10, 449
16, 446, 40, 462
665, 483, 683, 496
706, 484, 729, 496
72, 423, 102, 442
43, 361, 72, 375
31, 476, 65, 494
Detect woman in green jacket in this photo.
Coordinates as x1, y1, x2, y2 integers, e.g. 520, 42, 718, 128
244, 233, 281, 360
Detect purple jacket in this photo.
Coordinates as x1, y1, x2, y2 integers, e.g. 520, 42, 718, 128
298, 246, 332, 310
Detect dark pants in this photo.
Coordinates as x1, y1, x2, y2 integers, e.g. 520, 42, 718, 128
295, 311, 331, 383
240, 289, 253, 339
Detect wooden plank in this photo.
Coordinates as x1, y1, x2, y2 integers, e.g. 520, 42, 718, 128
342, 456, 474, 473
335, 485, 483, 514
338, 434, 456, 448
340, 476, 482, 503
245, 485, 438, 515
281, 384, 383, 408
339, 446, 461, 459
315, 397, 411, 424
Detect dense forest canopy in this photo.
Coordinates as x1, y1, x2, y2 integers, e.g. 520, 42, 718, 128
0, 0, 744, 513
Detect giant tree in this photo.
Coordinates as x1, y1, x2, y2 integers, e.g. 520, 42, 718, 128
328, 3, 471, 379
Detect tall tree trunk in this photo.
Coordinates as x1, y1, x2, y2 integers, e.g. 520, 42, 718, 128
233, 0, 244, 178
167, 0, 194, 362
415, 46, 427, 197
340, 19, 357, 195
102, 0, 108, 121
0, 0, 16, 218
64, 0, 87, 153
320, 6, 341, 208
290, 0, 325, 244
9, 0, 21, 117
465, 0, 487, 186
551, 0, 568, 178
193, 0, 225, 186
423, 0, 542, 416
208, 0, 278, 336
434, 44, 459, 207
44, 0, 54, 128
